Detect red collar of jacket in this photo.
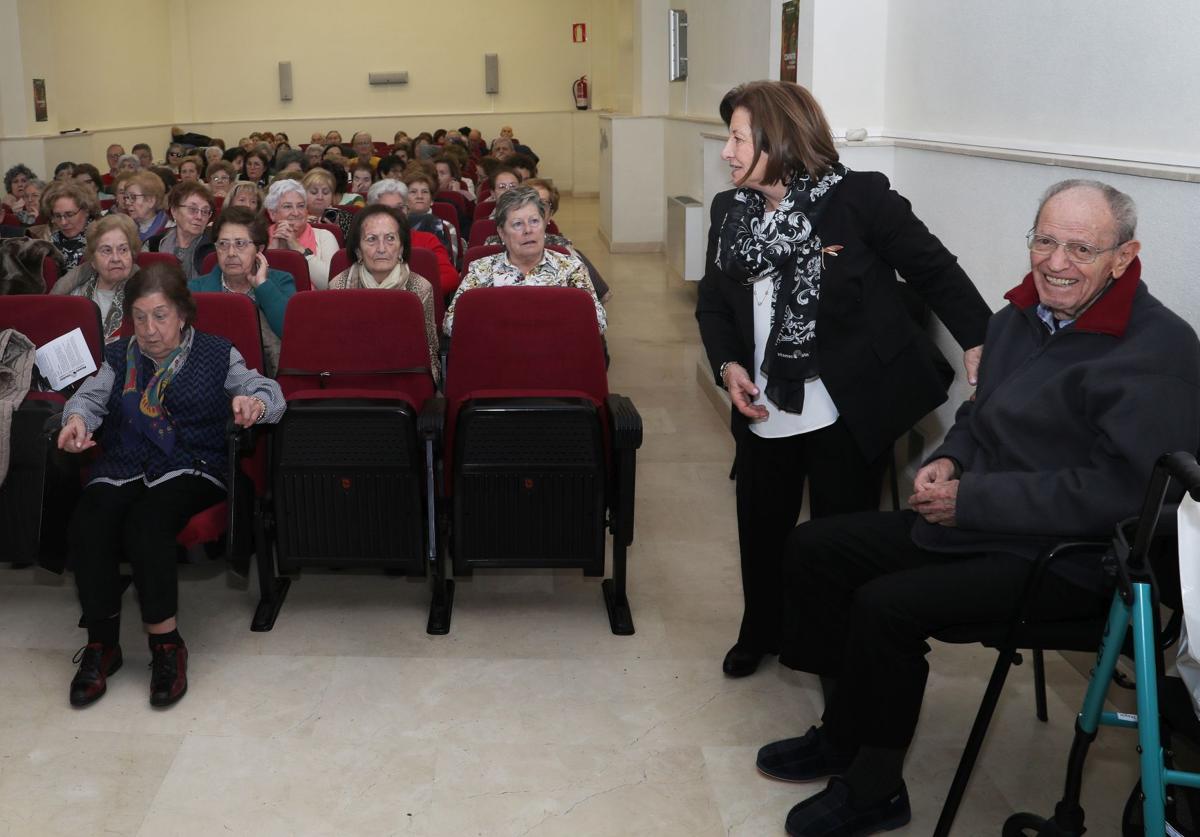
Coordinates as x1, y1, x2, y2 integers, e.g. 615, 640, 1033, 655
1003, 257, 1141, 338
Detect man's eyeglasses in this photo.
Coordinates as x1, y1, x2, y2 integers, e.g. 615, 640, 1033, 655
215, 239, 254, 252
1026, 230, 1123, 265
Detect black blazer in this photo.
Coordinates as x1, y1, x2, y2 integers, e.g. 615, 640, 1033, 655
695, 171, 992, 461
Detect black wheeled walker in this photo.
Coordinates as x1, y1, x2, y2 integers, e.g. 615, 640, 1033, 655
1005, 452, 1200, 836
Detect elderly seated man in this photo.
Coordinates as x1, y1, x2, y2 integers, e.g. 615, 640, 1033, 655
765, 179, 1200, 837
346, 131, 380, 172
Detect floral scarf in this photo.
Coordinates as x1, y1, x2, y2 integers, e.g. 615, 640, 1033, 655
120, 327, 191, 454
716, 164, 846, 414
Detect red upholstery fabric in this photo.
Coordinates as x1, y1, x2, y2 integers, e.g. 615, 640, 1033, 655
312, 222, 344, 248
42, 257, 59, 293
411, 231, 458, 298
547, 220, 561, 236
329, 248, 350, 281
473, 201, 497, 222
431, 202, 458, 231
136, 251, 180, 269
276, 289, 435, 405
1, 212, 21, 227
99, 199, 115, 210
213, 196, 224, 214
176, 502, 228, 546
435, 191, 467, 214
443, 286, 609, 483
468, 219, 497, 249
200, 252, 217, 275
265, 249, 311, 292
477, 185, 492, 203
0, 295, 104, 368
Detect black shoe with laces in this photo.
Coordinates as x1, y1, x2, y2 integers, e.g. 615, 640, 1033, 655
69, 643, 123, 708
785, 776, 910, 836
148, 643, 188, 707
757, 726, 857, 782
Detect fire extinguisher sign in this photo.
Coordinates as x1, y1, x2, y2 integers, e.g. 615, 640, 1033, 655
572, 23, 587, 43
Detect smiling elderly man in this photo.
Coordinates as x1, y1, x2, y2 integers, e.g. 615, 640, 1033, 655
762, 179, 1200, 837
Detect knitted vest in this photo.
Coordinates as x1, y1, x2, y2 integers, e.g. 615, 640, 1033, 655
91, 332, 232, 485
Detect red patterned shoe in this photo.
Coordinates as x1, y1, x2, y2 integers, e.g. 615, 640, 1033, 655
148, 643, 188, 707
69, 643, 123, 707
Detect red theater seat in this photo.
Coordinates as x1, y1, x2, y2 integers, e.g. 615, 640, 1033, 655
263, 290, 448, 631
435, 286, 642, 634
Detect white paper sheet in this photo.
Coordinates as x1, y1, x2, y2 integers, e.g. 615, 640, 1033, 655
34, 327, 96, 390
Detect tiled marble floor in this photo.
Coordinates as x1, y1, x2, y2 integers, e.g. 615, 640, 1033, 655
1, 197, 1137, 836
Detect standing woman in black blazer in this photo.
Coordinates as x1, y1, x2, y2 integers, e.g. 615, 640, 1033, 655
696, 81, 992, 678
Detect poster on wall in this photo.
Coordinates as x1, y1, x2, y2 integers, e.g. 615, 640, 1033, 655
780, 1, 798, 82
32, 78, 47, 122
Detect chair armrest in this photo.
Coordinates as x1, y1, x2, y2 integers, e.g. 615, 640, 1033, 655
606, 394, 642, 450
42, 410, 64, 441
418, 396, 446, 442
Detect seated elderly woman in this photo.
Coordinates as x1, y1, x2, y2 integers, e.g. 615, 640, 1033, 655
13, 177, 45, 224
226, 180, 263, 213
177, 156, 203, 183
164, 143, 187, 174
3, 164, 37, 217
116, 154, 141, 175
482, 178, 612, 305
444, 186, 606, 336
51, 214, 140, 341
329, 205, 439, 382
205, 161, 235, 198
123, 170, 170, 242
434, 155, 475, 201
301, 167, 353, 239
204, 146, 224, 169
132, 144, 153, 170
58, 262, 284, 709
366, 178, 459, 297
403, 171, 458, 264
54, 161, 76, 183
29, 181, 99, 269
759, 180, 1200, 836
262, 179, 337, 289
190, 206, 296, 376
146, 182, 216, 279
72, 164, 109, 202
349, 163, 374, 203
303, 143, 324, 169
242, 149, 270, 188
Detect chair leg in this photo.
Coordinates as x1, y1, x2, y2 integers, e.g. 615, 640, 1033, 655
603, 538, 634, 636
933, 648, 1020, 837
1033, 648, 1049, 722
250, 506, 289, 632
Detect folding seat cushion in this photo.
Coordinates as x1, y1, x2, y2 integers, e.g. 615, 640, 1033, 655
468, 220, 498, 249
312, 222, 345, 248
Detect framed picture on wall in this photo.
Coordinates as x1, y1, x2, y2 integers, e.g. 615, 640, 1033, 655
780, 1, 798, 82
32, 78, 47, 122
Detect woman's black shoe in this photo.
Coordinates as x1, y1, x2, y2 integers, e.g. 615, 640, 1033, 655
723, 643, 766, 677
69, 643, 123, 707
149, 643, 188, 707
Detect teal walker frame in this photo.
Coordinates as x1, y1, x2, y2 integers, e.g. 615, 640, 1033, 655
1005, 452, 1200, 836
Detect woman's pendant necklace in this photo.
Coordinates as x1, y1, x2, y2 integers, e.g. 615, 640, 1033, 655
754, 278, 772, 307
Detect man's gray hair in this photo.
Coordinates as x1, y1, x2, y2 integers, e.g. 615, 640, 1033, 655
117, 153, 140, 170
367, 178, 408, 205
1035, 179, 1137, 245
493, 185, 546, 228
263, 177, 306, 211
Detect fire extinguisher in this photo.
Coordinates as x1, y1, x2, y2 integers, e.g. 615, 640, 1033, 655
573, 75, 590, 110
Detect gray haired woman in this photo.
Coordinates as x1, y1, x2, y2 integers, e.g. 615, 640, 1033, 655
264, 178, 338, 289
443, 186, 605, 335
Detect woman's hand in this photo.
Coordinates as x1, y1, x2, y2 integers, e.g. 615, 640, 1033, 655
963, 344, 983, 386
722, 363, 768, 421
57, 414, 96, 452
249, 252, 269, 288
271, 221, 300, 251
231, 395, 264, 428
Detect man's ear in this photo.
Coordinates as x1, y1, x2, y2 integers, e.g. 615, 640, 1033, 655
1111, 239, 1141, 278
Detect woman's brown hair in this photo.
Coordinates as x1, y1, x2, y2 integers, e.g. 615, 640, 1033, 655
719, 81, 839, 185
122, 260, 196, 327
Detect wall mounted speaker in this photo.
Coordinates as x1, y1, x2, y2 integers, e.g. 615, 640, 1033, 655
278, 61, 293, 101
484, 54, 499, 94
368, 71, 409, 85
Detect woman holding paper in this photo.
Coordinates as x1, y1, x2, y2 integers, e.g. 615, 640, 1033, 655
57, 261, 283, 709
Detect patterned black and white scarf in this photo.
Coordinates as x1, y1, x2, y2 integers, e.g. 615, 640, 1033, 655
716, 164, 846, 414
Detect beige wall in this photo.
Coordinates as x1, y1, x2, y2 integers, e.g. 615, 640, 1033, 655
0, 0, 619, 190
